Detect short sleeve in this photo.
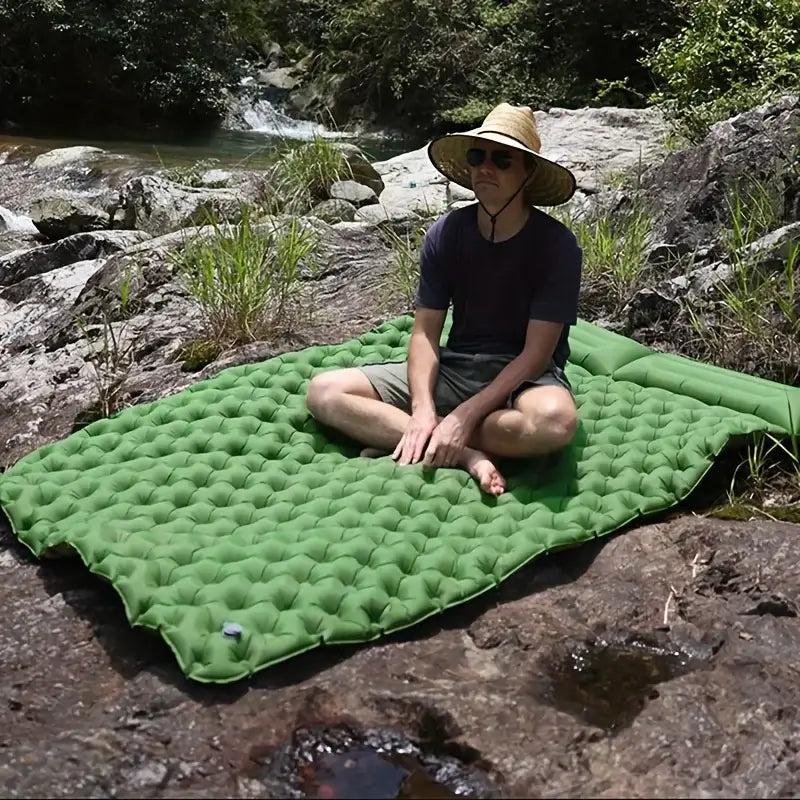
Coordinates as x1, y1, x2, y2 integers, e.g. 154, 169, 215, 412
413, 217, 451, 310
528, 229, 582, 325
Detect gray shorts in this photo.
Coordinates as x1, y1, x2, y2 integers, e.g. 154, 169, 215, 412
359, 347, 572, 417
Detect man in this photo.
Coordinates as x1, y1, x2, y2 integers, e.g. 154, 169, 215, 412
306, 103, 582, 496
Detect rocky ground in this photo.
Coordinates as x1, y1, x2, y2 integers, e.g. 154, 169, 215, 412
2, 506, 800, 798
0, 98, 799, 798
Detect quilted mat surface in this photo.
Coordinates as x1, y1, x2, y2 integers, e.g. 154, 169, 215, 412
2, 316, 799, 683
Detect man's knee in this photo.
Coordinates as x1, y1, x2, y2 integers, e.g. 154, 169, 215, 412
306, 368, 378, 421
517, 389, 577, 449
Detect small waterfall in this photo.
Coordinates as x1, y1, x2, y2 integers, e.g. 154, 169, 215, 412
225, 81, 353, 141
243, 99, 345, 139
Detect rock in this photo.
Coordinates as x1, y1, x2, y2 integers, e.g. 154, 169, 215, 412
116, 175, 265, 237
0, 230, 150, 287
642, 95, 799, 250
198, 168, 236, 188
537, 106, 668, 192
0, 205, 38, 235
372, 145, 444, 192
372, 106, 668, 200
310, 199, 357, 223
30, 195, 109, 241
2, 511, 800, 797
747, 222, 800, 271
31, 145, 105, 170
379, 184, 449, 217
674, 261, 735, 297
259, 37, 283, 64
334, 143, 385, 196
328, 180, 377, 207
0, 258, 106, 355
257, 67, 300, 91
354, 203, 420, 225
622, 287, 681, 332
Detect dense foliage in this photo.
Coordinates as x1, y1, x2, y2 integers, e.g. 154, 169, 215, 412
645, 0, 800, 139
0, 0, 250, 134
258, 0, 684, 128
0, 0, 796, 138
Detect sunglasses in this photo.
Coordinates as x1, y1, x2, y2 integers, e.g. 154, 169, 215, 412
466, 147, 513, 170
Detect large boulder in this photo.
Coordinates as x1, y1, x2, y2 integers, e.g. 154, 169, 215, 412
114, 175, 268, 237
372, 106, 669, 199
334, 143, 386, 196
641, 95, 799, 251
31, 145, 106, 170
29, 194, 109, 241
329, 180, 377, 207
0, 230, 150, 287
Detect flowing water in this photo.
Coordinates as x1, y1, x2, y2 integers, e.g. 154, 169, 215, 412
0, 100, 419, 172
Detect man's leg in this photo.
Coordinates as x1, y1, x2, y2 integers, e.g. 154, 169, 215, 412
306, 368, 411, 451
471, 384, 577, 458
449, 383, 576, 496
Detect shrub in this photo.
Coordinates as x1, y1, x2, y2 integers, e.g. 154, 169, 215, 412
378, 224, 429, 312
555, 197, 653, 315
644, 0, 800, 141
683, 180, 800, 385
75, 267, 138, 421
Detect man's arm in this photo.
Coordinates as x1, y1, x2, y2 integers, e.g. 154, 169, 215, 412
407, 308, 446, 413
456, 319, 565, 425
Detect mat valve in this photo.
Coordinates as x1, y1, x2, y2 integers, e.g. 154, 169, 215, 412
222, 622, 243, 639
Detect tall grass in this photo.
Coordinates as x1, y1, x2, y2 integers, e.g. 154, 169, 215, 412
75, 267, 138, 421
378, 224, 428, 311
556, 197, 653, 314
269, 136, 354, 214
684, 180, 799, 385
174, 210, 319, 354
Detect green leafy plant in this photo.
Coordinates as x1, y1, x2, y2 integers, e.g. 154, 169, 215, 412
644, 0, 800, 141
378, 223, 429, 311
174, 209, 319, 350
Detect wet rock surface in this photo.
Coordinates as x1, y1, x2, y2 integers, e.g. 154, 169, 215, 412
2, 512, 800, 798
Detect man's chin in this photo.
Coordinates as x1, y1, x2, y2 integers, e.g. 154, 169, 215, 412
474, 187, 509, 209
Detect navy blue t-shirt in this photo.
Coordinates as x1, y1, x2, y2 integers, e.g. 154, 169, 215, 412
413, 204, 582, 369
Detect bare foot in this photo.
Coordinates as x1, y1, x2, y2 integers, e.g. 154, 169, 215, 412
460, 447, 506, 495
360, 446, 391, 459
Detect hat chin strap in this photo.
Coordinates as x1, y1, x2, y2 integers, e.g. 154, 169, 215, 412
476, 168, 535, 243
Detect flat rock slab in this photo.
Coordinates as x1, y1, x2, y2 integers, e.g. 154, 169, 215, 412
1, 512, 798, 797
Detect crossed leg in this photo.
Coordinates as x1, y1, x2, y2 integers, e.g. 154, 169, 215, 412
305, 367, 577, 494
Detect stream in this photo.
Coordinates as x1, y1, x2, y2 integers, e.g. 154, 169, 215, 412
0, 100, 420, 172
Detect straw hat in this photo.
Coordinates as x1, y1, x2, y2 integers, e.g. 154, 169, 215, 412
428, 103, 576, 207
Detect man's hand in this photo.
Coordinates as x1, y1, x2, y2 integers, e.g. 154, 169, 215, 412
422, 407, 477, 468
392, 408, 439, 465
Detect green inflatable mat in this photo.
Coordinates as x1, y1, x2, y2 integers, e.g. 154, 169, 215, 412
1, 316, 798, 683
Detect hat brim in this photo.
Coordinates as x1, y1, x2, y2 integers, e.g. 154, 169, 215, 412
427, 130, 577, 207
